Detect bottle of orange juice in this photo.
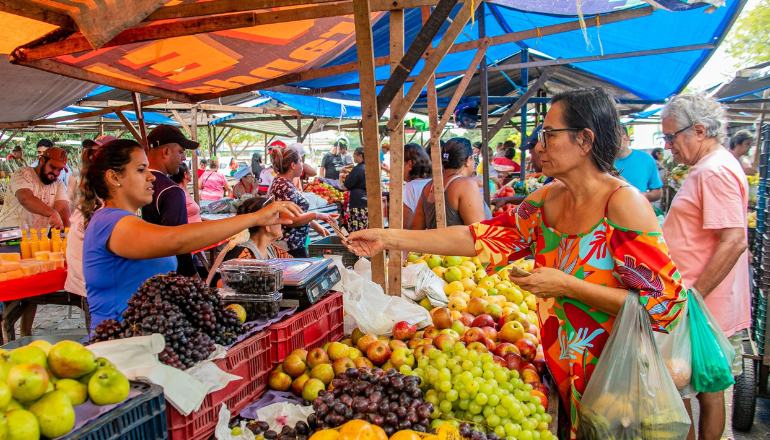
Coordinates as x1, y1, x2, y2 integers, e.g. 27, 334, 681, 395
20, 230, 32, 259
51, 228, 62, 253
40, 228, 51, 252
29, 229, 40, 255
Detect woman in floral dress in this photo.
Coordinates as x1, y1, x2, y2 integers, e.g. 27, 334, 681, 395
344, 88, 687, 437
341, 147, 368, 232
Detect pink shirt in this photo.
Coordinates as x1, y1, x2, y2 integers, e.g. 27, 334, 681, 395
184, 191, 202, 223
200, 171, 227, 201
662, 149, 750, 337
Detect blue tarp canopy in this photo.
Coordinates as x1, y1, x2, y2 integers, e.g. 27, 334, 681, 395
259, 91, 362, 119
294, 1, 743, 102
58, 106, 179, 125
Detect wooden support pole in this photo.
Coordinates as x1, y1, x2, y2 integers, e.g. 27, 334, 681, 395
0, 1, 75, 29
519, 49, 528, 181
430, 40, 490, 144
387, 8, 405, 296
297, 116, 303, 143
171, 110, 192, 136
387, 0, 481, 131
423, 7, 446, 230
353, 0, 386, 289
114, 110, 143, 143
487, 66, 559, 140
277, 115, 301, 137
132, 92, 148, 150
98, 117, 104, 136
376, 0, 459, 118
208, 125, 215, 158
0, 98, 167, 130
479, 4, 491, 206
191, 107, 200, 204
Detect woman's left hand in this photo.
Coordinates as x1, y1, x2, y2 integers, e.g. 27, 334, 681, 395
311, 221, 331, 237
513, 267, 574, 300
317, 213, 340, 224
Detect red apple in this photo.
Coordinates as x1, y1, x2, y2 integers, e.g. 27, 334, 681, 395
472, 314, 496, 329
407, 338, 422, 349
353, 357, 374, 369
514, 338, 537, 362
531, 359, 547, 377
463, 327, 486, 345
290, 349, 308, 363
423, 326, 440, 339
307, 348, 330, 369
357, 334, 379, 352
498, 313, 518, 330
499, 321, 526, 344
433, 334, 455, 351
530, 382, 548, 396
481, 326, 498, 342
414, 344, 436, 359
493, 343, 519, 357
392, 321, 417, 340
530, 390, 548, 409
418, 338, 434, 346
521, 362, 537, 374
459, 313, 474, 327
483, 338, 496, 352
503, 352, 525, 373
528, 324, 539, 337
366, 341, 392, 366
432, 308, 453, 329
332, 358, 355, 375
522, 369, 540, 384
492, 356, 508, 369
389, 340, 408, 351
414, 330, 425, 339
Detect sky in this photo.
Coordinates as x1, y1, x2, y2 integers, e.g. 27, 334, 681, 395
686, 0, 761, 91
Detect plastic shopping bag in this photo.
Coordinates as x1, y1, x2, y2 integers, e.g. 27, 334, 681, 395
688, 288, 735, 393
577, 291, 691, 440
654, 301, 696, 399
401, 263, 448, 308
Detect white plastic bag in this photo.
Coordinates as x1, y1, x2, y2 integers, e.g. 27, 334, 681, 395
215, 404, 256, 440
353, 258, 372, 280
338, 265, 431, 335
654, 301, 695, 399
401, 264, 448, 307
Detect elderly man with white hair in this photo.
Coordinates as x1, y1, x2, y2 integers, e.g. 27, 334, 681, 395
661, 93, 750, 439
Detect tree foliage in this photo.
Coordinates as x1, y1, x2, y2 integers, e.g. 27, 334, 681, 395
724, 0, 770, 67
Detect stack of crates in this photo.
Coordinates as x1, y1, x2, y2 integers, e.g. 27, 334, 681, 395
752, 123, 770, 356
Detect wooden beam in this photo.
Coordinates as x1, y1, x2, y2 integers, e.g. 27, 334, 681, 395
353, 0, 386, 289
171, 110, 192, 136
277, 115, 300, 136
430, 39, 490, 144
387, 8, 405, 296
479, 4, 490, 206
132, 92, 148, 150
147, 0, 464, 20
487, 66, 559, 139
489, 43, 716, 71
79, 100, 300, 116
0, 98, 168, 130
376, 0, 460, 118
422, 6, 446, 230
0, 131, 19, 151
300, 119, 316, 142
387, 0, 481, 131
17, 60, 192, 103
114, 110, 143, 142
191, 107, 200, 205
0, 0, 75, 29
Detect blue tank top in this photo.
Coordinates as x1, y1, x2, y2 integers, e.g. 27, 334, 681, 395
83, 208, 177, 330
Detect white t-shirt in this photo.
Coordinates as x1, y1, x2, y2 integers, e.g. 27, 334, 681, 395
259, 167, 276, 189
0, 167, 67, 230
404, 179, 430, 213
64, 209, 86, 296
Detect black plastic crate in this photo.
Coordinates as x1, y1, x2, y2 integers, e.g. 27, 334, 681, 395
308, 236, 361, 268
60, 382, 167, 440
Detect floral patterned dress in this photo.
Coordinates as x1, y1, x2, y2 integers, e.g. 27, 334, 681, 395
268, 176, 310, 251
470, 184, 687, 438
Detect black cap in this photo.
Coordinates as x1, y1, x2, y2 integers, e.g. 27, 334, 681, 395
520, 123, 543, 151
36, 139, 54, 149
148, 124, 199, 150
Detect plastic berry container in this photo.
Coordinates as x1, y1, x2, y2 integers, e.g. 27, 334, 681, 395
219, 259, 283, 294
221, 292, 282, 321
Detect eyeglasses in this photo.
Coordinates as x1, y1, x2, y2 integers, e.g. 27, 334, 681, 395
663, 124, 693, 145
537, 128, 584, 149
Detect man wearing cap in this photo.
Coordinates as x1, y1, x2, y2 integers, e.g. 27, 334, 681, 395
142, 124, 200, 277
0, 145, 27, 178
319, 138, 352, 180
32, 138, 72, 188
0, 146, 70, 231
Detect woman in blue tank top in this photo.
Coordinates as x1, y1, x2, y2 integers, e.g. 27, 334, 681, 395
79, 140, 302, 331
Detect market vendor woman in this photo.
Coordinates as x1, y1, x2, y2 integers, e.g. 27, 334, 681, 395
345, 87, 687, 437
79, 139, 302, 331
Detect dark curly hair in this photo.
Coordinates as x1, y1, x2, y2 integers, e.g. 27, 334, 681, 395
404, 143, 431, 180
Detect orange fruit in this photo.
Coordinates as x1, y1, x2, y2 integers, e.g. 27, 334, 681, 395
389, 431, 422, 440
338, 420, 375, 440
309, 430, 340, 440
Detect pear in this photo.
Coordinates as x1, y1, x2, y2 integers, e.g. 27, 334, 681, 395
7, 364, 48, 402
54, 379, 87, 406
5, 409, 39, 440
88, 368, 129, 405
47, 341, 96, 379
0, 382, 12, 411
0, 412, 7, 440
6, 399, 23, 411
26, 342, 51, 357
29, 390, 74, 438
9, 348, 46, 370
0, 359, 18, 383
78, 357, 112, 385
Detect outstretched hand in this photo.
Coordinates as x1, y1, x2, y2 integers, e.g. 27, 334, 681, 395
254, 201, 303, 226
513, 267, 573, 299
345, 229, 387, 256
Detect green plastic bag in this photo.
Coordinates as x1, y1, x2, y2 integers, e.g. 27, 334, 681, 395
688, 288, 735, 393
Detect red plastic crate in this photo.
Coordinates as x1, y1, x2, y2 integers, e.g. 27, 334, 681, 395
268, 292, 344, 367
167, 330, 270, 440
